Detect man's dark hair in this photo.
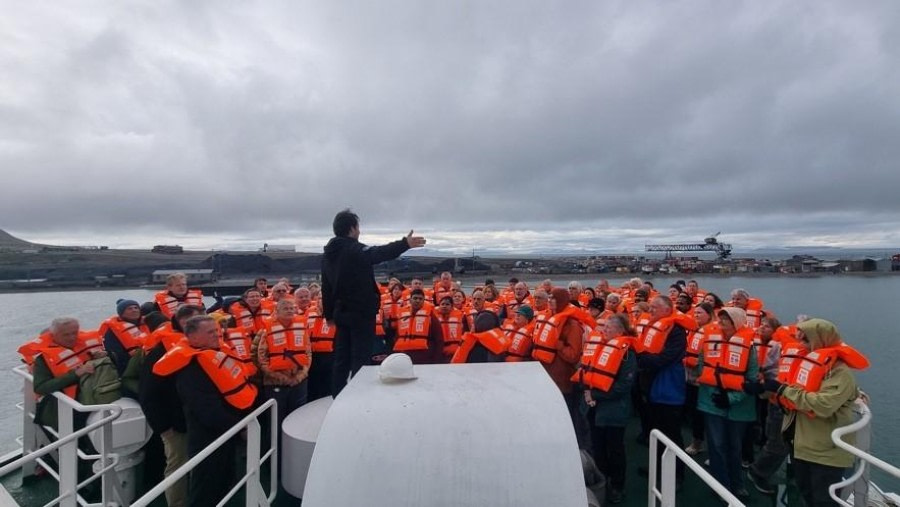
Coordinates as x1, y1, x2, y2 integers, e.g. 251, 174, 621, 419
333, 208, 360, 237
439, 296, 453, 305
184, 315, 215, 336
508, 277, 519, 284
484, 279, 495, 286
410, 288, 425, 297
588, 298, 605, 311
254, 277, 267, 284
175, 304, 205, 321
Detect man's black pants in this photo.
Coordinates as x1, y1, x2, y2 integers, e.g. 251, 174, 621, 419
650, 402, 685, 481
331, 315, 376, 396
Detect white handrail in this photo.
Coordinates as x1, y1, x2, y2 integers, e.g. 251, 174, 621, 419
5, 365, 126, 507
831, 401, 900, 478
130, 398, 278, 507
648, 429, 743, 507
829, 400, 900, 506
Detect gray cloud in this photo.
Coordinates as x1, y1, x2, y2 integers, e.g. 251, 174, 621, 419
2, 1, 900, 252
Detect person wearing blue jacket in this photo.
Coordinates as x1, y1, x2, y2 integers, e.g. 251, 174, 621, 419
636, 296, 688, 484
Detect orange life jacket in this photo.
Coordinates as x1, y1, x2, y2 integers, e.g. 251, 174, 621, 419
697, 327, 755, 391
433, 284, 455, 306
577, 293, 591, 308
633, 313, 651, 336
504, 295, 535, 320
531, 307, 594, 364
144, 323, 189, 352
154, 289, 204, 319
99, 317, 148, 355
38, 344, 94, 398
727, 298, 765, 329
222, 328, 253, 364
19, 332, 53, 366
776, 340, 807, 384
263, 317, 311, 371
228, 301, 271, 334
483, 299, 502, 316
751, 331, 772, 373
450, 328, 510, 363
394, 308, 433, 352
571, 330, 607, 383
576, 336, 632, 392
375, 310, 386, 337
435, 309, 464, 356
153, 345, 257, 409
777, 343, 869, 414
634, 316, 674, 354
504, 322, 535, 362
684, 322, 720, 369
306, 310, 336, 353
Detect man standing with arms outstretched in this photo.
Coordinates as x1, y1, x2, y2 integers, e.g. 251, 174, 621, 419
322, 209, 426, 396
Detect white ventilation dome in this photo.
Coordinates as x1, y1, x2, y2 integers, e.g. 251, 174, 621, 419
86, 397, 152, 457
302, 362, 586, 507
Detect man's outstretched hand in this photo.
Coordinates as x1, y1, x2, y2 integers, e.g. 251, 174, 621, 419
406, 230, 426, 248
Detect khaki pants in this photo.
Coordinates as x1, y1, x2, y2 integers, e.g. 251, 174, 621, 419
160, 429, 189, 507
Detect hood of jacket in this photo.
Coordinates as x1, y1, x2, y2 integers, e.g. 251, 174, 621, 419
797, 318, 842, 350
324, 236, 357, 260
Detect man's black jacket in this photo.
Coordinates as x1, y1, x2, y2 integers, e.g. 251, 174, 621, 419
321, 236, 409, 324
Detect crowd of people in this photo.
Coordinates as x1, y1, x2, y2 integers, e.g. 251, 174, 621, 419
17, 210, 871, 507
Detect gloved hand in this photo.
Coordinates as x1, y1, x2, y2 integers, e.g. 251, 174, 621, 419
763, 378, 785, 394
712, 390, 731, 409
742, 381, 765, 395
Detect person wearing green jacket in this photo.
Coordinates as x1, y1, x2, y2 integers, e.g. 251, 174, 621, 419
756, 318, 868, 507
696, 307, 759, 499
583, 313, 637, 504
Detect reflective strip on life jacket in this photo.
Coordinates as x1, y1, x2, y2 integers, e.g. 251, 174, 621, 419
505, 323, 535, 362
307, 311, 336, 353
634, 317, 675, 354
101, 317, 147, 354
437, 310, 464, 356
264, 318, 311, 371
580, 337, 630, 392
154, 289, 204, 319
394, 309, 432, 352
697, 327, 753, 391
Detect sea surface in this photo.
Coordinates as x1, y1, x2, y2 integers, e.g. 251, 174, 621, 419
1, 277, 898, 489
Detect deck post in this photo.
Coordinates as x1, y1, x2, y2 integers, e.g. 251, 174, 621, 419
21, 375, 37, 477
57, 400, 77, 507
245, 418, 261, 507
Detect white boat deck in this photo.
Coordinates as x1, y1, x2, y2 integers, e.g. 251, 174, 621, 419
301, 361, 586, 507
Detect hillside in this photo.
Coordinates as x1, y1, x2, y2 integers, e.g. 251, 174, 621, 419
0, 229, 43, 250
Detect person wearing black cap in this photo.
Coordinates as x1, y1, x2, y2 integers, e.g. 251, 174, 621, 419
101, 299, 147, 376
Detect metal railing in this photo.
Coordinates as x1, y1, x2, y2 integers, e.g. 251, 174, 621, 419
130, 398, 278, 507
5, 364, 279, 507
648, 429, 743, 507
3, 364, 126, 507
829, 400, 900, 507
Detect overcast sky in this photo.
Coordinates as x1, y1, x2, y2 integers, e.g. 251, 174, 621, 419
2, 1, 899, 254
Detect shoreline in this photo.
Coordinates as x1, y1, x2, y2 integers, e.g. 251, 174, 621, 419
1, 270, 898, 295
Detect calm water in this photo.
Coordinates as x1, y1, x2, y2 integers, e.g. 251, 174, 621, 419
1, 277, 898, 487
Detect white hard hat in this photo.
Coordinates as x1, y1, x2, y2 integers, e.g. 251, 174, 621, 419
378, 353, 417, 382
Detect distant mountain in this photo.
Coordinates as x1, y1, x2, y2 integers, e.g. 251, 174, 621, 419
0, 229, 44, 250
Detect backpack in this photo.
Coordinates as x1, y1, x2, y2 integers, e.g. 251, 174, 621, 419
77, 357, 123, 405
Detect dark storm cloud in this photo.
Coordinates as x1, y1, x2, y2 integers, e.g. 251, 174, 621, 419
2, 1, 899, 251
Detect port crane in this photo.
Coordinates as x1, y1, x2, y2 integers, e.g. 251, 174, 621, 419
645, 232, 732, 259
